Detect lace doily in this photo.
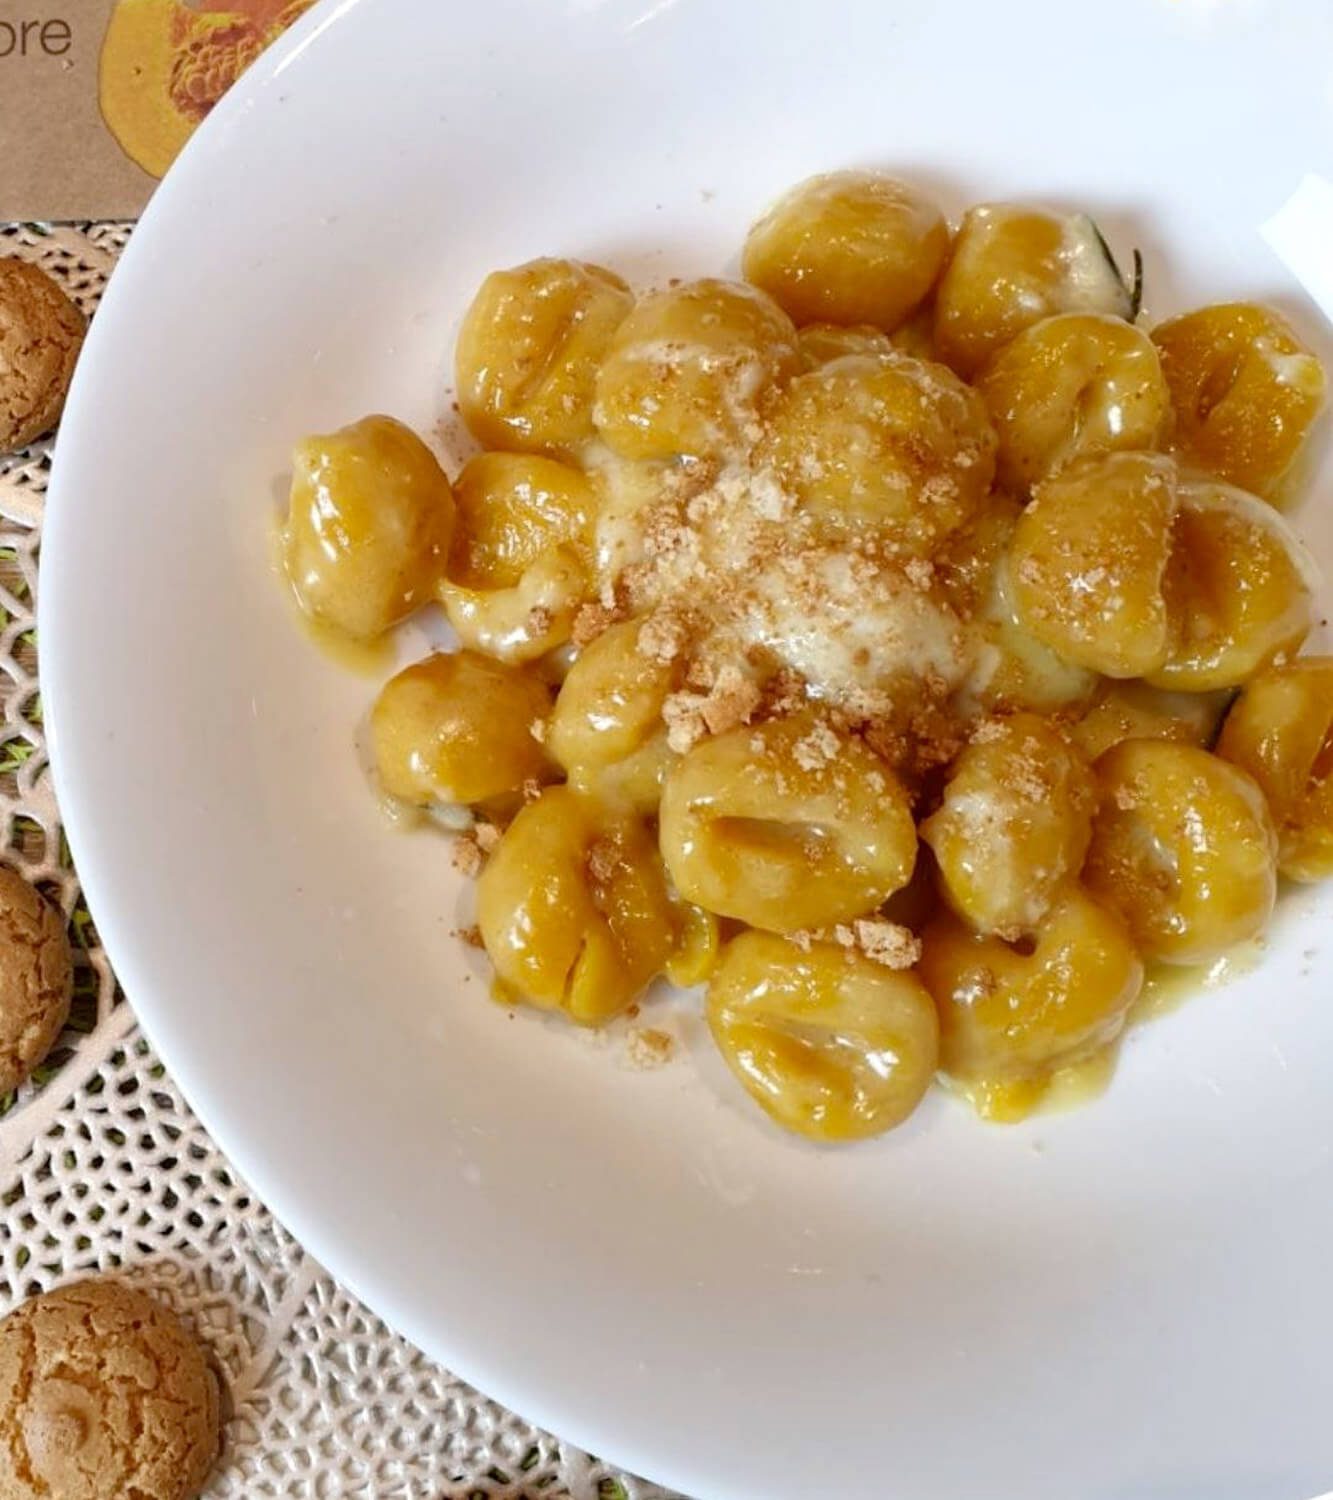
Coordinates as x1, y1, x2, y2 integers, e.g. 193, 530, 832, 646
0, 221, 676, 1500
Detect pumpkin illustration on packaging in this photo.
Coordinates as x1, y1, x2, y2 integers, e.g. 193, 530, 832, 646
99, 0, 316, 178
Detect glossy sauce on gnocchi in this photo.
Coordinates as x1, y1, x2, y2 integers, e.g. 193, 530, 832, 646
281, 170, 1330, 1144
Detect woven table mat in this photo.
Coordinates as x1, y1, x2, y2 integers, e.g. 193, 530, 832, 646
0, 219, 676, 1500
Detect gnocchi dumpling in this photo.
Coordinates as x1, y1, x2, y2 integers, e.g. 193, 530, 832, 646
1083, 740, 1278, 965
659, 713, 917, 933
942, 495, 1099, 716
759, 351, 996, 554
1069, 678, 1232, 763
922, 714, 1096, 939
371, 651, 552, 810
438, 452, 596, 662
707, 931, 939, 1141
592, 278, 799, 460
1151, 478, 1316, 692
933, 205, 1138, 379
742, 170, 949, 332
1009, 450, 1177, 678
919, 888, 1143, 1120
547, 619, 680, 813
1217, 657, 1333, 882
977, 312, 1171, 492
477, 787, 676, 1023
455, 257, 633, 458
283, 415, 453, 641
1153, 302, 1327, 502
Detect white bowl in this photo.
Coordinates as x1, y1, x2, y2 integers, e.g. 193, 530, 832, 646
41, 2, 1333, 1496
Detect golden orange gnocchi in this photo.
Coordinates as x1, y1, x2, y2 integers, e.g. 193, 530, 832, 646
1084, 741, 1278, 965
477, 787, 676, 1023
977, 312, 1171, 492
759, 350, 996, 553
708, 931, 939, 1141
547, 619, 680, 813
1009, 450, 1178, 678
372, 651, 551, 810
1068, 679, 1231, 763
283, 169, 1331, 1144
1217, 657, 1333, 882
742, 171, 950, 332
933, 205, 1139, 378
1153, 479, 1315, 691
659, 713, 916, 933
592, 278, 798, 460
943, 495, 1099, 715
438, 451, 596, 661
1153, 302, 1326, 501
920, 889, 1143, 1120
922, 714, 1095, 938
283, 415, 453, 641
455, 257, 633, 458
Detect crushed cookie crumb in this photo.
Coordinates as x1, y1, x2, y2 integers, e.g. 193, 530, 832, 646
586, 836, 621, 884
765, 668, 809, 717
573, 602, 619, 646
529, 717, 548, 745
854, 919, 921, 970
474, 822, 501, 854
626, 1027, 675, 1069
663, 664, 760, 750
699, 664, 761, 735
450, 832, 484, 877
662, 691, 707, 753
792, 718, 840, 772
453, 924, 485, 949
920, 474, 958, 508
522, 777, 543, 803
638, 607, 692, 664
970, 717, 1010, 745
1002, 748, 1049, 804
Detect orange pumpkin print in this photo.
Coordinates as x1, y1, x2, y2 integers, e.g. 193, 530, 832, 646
99, 0, 317, 178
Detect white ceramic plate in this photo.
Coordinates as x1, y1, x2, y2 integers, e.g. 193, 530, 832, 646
41, 2, 1333, 1496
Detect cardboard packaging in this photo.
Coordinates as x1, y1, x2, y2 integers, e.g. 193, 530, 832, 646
1, 0, 312, 221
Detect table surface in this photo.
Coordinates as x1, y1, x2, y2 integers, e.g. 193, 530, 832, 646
0, 218, 678, 1500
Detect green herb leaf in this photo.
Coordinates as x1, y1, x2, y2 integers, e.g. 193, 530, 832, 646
1090, 219, 1145, 321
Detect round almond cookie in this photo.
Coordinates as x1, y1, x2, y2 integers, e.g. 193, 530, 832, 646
0, 259, 86, 454
0, 1279, 222, 1500
0, 867, 73, 1096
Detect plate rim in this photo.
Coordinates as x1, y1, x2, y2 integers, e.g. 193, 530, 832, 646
36, 3, 1333, 1497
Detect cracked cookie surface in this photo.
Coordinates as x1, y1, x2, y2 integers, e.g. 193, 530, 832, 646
0, 260, 86, 454
0, 867, 73, 1096
0, 1279, 221, 1500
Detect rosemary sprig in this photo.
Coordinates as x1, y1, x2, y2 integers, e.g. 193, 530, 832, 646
1090, 219, 1145, 321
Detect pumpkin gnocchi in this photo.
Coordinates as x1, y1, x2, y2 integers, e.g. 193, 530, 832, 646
283, 168, 1331, 1143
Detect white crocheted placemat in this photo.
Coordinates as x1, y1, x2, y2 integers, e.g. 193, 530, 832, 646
0, 220, 677, 1500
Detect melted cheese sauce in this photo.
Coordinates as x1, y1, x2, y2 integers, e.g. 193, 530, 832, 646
590, 447, 972, 721
949, 940, 1268, 1125
292, 604, 396, 677
942, 1046, 1119, 1124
